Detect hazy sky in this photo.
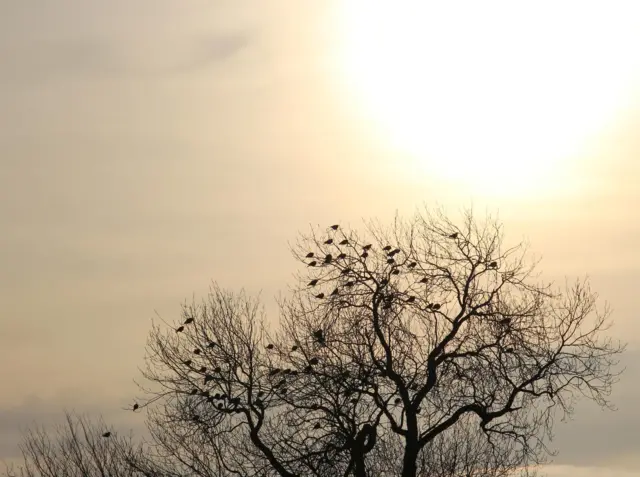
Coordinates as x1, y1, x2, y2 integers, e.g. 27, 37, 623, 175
1, 1, 640, 475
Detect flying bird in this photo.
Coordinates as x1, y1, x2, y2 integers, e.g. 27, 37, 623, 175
324, 238, 334, 245
330, 224, 339, 230
308, 279, 319, 287
102, 432, 111, 438
176, 326, 184, 333
308, 261, 317, 267
315, 293, 325, 299
306, 252, 314, 258
184, 317, 194, 325
339, 239, 349, 245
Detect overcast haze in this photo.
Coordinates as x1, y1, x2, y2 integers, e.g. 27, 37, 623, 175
2, 2, 640, 475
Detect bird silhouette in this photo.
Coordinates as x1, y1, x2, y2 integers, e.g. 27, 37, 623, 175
383, 245, 392, 251
380, 278, 389, 286
406, 296, 416, 303
315, 293, 325, 299
176, 325, 185, 333
184, 317, 194, 325
407, 262, 417, 269
190, 389, 198, 395
330, 224, 339, 230
207, 341, 216, 348
266, 344, 274, 350
339, 239, 349, 245
387, 258, 395, 264
258, 391, 265, 397
363, 244, 372, 250
389, 248, 401, 256
361, 251, 369, 258
183, 360, 192, 366
207, 396, 214, 403
324, 254, 333, 264
199, 366, 207, 373
341, 268, 352, 275
308, 261, 318, 267
432, 303, 441, 310
345, 281, 355, 287
314, 422, 321, 429
309, 357, 319, 365
291, 345, 299, 352
394, 397, 402, 405
488, 261, 498, 269
419, 277, 428, 283
313, 329, 325, 344
217, 403, 223, 409
133, 403, 139, 411
500, 317, 511, 326
306, 252, 314, 258
391, 269, 400, 275
330, 288, 339, 296
308, 279, 319, 287
449, 232, 458, 239
193, 348, 201, 355
214, 366, 222, 373
337, 252, 347, 259
324, 238, 334, 245
102, 432, 111, 438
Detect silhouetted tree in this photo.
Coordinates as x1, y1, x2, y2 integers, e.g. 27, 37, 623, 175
134, 208, 624, 477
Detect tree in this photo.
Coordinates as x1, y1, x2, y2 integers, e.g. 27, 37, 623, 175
135, 208, 624, 477
2, 411, 164, 477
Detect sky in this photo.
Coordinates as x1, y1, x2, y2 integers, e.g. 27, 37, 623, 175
1, 1, 640, 475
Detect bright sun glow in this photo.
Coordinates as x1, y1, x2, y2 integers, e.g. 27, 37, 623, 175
337, 1, 640, 197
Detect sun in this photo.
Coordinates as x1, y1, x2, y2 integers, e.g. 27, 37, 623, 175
335, 1, 640, 197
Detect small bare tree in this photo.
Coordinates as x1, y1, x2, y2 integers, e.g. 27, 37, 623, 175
2, 411, 163, 477
135, 208, 624, 477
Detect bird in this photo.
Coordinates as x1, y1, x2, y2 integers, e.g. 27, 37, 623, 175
313, 329, 325, 344
184, 317, 194, 325
324, 238, 334, 245
341, 268, 352, 275
488, 261, 498, 269
183, 360, 192, 367
394, 397, 402, 405
406, 296, 416, 303
315, 293, 325, 299
383, 245, 392, 251
269, 369, 280, 376
324, 254, 333, 264
190, 389, 198, 395
419, 277, 428, 283
199, 366, 207, 373
133, 403, 139, 411
449, 232, 458, 239
207, 341, 216, 348
339, 239, 349, 245
306, 252, 314, 258
309, 357, 319, 365
432, 303, 441, 310
391, 269, 400, 275
214, 366, 222, 373
505, 347, 514, 353
345, 281, 355, 287
337, 252, 347, 259
308, 261, 318, 267
499, 317, 511, 326
361, 251, 368, 258
330, 224, 339, 230
382, 302, 392, 310
192, 415, 200, 422
193, 348, 201, 355
389, 248, 401, 256
380, 278, 388, 286
206, 396, 214, 403
258, 391, 265, 397
308, 279, 319, 287
313, 422, 321, 429
407, 262, 417, 269
387, 258, 395, 264
330, 288, 339, 296
175, 325, 184, 333
102, 432, 111, 438
363, 244, 372, 250
266, 344, 274, 350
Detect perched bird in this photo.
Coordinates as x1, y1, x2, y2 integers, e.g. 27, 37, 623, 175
315, 293, 325, 299
361, 251, 369, 258
258, 391, 265, 397
192, 415, 200, 422
419, 277, 428, 283
199, 366, 207, 373
324, 238, 334, 245
313, 329, 325, 344
488, 261, 498, 269
304, 365, 313, 373
176, 325, 185, 333
309, 357, 319, 365
308, 279, 319, 287
324, 254, 333, 264
499, 317, 511, 326
394, 397, 402, 405
214, 366, 222, 373
362, 244, 372, 251
204, 375, 214, 384
102, 432, 111, 438
306, 252, 314, 258
383, 245, 392, 251
314, 422, 321, 429
206, 396, 214, 403
345, 281, 355, 287
407, 262, 417, 269
432, 303, 441, 310
387, 258, 395, 264
184, 317, 194, 325
207, 341, 216, 348
389, 248, 401, 256
133, 403, 139, 411
308, 261, 318, 267
330, 288, 339, 296
193, 348, 201, 355
339, 239, 349, 245
217, 403, 223, 409
266, 344, 275, 350
183, 360, 192, 367
337, 252, 347, 259
391, 269, 400, 275
505, 347, 514, 353
406, 296, 416, 303
330, 224, 339, 230
341, 268, 352, 275
449, 232, 458, 239
190, 389, 198, 395
255, 398, 263, 407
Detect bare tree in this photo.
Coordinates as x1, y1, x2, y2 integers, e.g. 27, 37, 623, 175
135, 208, 624, 477
2, 411, 165, 477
